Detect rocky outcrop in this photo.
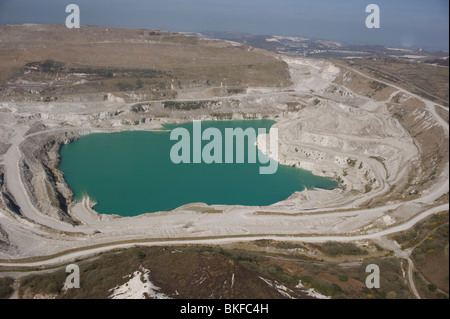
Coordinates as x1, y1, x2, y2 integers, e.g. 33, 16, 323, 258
0, 224, 10, 251
19, 131, 84, 224
0, 165, 22, 216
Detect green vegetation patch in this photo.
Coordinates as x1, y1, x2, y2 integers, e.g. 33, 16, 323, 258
410, 212, 449, 294
393, 211, 449, 249
19, 270, 66, 298
13, 244, 415, 299
314, 241, 369, 257
369, 81, 387, 92
163, 100, 220, 110
0, 277, 14, 299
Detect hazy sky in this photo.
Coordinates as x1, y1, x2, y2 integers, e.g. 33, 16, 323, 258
0, 0, 448, 51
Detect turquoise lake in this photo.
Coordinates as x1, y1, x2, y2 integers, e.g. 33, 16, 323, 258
59, 120, 338, 216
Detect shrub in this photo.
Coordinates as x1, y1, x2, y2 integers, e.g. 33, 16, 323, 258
319, 241, 368, 257
0, 277, 14, 299
137, 251, 147, 260
301, 275, 312, 284
311, 278, 342, 297
117, 82, 134, 91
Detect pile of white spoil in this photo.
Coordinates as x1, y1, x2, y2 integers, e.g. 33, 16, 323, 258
109, 266, 170, 299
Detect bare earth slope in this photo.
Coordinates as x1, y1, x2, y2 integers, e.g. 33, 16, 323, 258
0, 24, 290, 102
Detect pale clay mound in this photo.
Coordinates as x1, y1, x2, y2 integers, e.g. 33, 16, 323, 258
0, 54, 448, 261
109, 266, 170, 299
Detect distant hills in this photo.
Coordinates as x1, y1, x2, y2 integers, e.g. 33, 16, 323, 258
194, 31, 449, 59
